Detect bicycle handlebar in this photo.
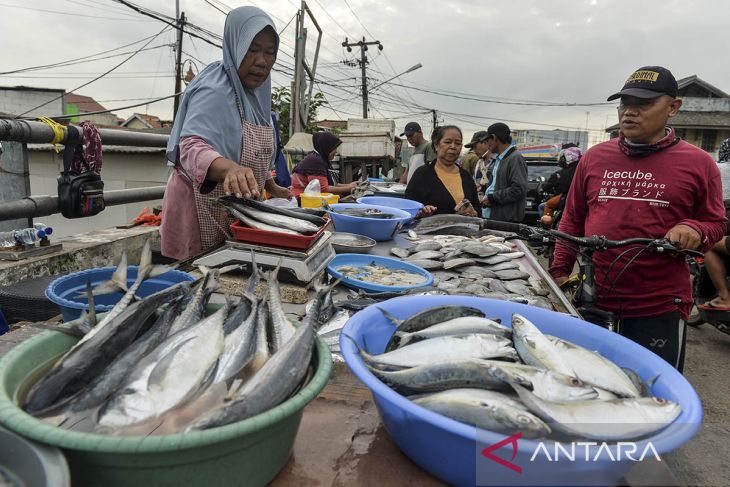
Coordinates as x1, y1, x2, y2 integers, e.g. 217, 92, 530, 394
481, 220, 704, 258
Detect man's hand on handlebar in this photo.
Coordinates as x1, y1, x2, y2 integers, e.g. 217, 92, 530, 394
665, 224, 701, 251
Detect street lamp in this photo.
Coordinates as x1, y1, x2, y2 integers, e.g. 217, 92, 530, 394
368, 63, 423, 92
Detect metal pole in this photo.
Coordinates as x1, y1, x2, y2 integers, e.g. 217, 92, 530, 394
0, 119, 169, 147
360, 38, 368, 119
0, 186, 167, 222
173, 10, 185, 118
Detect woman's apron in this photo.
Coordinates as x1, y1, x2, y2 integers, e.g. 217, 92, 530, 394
191, 95, 274, 250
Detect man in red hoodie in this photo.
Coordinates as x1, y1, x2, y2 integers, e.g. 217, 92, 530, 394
550, 66, 727, 372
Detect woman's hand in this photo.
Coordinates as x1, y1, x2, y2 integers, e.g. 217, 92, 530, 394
455, 199, 478, 217
417, 205, 437, 218
223, 166, 259, 199
265, 179, 293, 199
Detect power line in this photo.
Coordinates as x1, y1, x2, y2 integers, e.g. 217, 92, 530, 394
17, 25, 171, 117
0, 1, 154, 21
22, 92, 184, 121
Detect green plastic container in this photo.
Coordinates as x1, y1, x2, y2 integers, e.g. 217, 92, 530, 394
0, 328, 332, 487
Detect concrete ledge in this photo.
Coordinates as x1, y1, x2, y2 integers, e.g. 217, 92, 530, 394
0, 226, 159, 285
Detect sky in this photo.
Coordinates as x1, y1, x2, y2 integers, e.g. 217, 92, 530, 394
1, 0, 728, 147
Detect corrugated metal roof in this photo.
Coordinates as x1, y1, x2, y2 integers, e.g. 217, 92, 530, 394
27, 143, 166, 154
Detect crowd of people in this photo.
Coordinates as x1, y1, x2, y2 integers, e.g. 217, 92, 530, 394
159, 6, 730, 373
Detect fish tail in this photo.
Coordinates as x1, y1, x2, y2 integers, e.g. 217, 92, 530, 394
376, 307, 402, 327
342, 333, 373, 359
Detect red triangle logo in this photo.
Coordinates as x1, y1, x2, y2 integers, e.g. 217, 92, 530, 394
481, 432, 523, 474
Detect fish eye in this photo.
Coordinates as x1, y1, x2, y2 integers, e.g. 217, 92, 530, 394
653, 397, 667, 405
570, 378, 583, 386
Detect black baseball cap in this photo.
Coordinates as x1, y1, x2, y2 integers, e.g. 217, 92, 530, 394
607, 66, 678, 101
486, 122, 511, 140
400, 121, 422, 137
464, 130, 489, 148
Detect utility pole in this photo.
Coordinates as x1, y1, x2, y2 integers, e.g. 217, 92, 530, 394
432, 109, 438, 132
173, 1, 185, 119
342, 37, 383, 119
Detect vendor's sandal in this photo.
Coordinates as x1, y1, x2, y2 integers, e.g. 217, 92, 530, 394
699, 301, 730, 312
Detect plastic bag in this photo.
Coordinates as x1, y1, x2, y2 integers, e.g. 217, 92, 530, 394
264, 197, 298, 208
303, 179, 321, 196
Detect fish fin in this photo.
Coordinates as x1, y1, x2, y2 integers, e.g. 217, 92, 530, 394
85, 281, 97, 327
376, 307, 402, 327
111, 252, 129, 292
648, 374, 660, 389
342, 333, 372, 360
147, 338, 195, 390
218, 264, 242, 275
250, 249, 259, 277
272, 257, 284, 281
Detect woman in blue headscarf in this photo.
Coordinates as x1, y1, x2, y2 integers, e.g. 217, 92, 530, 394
161, 6, 291, 260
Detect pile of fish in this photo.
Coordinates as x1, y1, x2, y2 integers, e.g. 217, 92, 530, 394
350, 305, 681, 441
336, 263, 428, 287
22, 242, 328, 435
218, 196, 328, 236
327, 205, 398, 219
390, 232, 552, 309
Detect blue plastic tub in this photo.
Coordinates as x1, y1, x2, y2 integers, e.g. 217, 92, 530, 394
327, 203, 411, 241
340, 295, 703, 487
46, 267, 196, 322
327, 254, 433, 293
356, 196, 424, 223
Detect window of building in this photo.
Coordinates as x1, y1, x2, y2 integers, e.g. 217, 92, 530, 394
676, 128, 687, 140
701, 130, 716, 152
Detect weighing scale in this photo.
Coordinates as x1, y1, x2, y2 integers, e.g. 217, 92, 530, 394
192, 232, 335, 284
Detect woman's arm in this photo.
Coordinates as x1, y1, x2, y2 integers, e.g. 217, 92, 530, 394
328, 182, 358, 195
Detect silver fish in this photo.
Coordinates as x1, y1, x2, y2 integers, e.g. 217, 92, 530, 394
412, 388, 551, 439
413, 240, 443, 252
393, 316, 512, 348
512, 384, 681, 441
512, 314, 575, 377
356, 333, 517, 368
489, 261, 520, 271
250, 297, 270, 372
494, 269, 532, 281
379, 304, 486, 336
546, 336, 640, 398
98, 304, 228, 429
189, 286, 325, 430
167, 268, 220, 336
461, 243, 501, 257
483, 360, 598, 402
267, 264, 298, 352
228, 202, 319, 235
504, 282, 534, 296
23, 282, 191, 414
368, 360, 510, 394
213, 294, 259, 384
228, 207, 302, 236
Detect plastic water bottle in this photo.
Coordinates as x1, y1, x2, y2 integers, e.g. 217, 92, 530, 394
0, 226, 52, 249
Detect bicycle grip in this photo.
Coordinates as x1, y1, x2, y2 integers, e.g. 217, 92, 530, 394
482, 219, 528, 234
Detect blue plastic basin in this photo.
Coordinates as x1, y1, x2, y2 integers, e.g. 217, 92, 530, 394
327, 253, 433, 293
327, 203, 411, 241
45, 267, 196, 322
340, 295, 703, 487
356, 196, 424, 223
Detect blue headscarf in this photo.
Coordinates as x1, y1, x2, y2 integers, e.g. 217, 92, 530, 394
166, 6, 278, 166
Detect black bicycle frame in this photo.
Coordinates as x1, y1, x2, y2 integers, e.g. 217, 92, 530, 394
572, 247, 618, 332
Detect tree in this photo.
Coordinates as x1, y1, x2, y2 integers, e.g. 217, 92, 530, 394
271, 87, 328, 144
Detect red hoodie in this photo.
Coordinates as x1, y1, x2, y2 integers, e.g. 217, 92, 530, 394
549, 138, 727, 319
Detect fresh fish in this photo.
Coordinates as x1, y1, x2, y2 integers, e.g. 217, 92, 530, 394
461, 243, 501, 257
464, 284, 489, 296
74, 240, 169, 349
499, 251, 525, 259
83, 252, 128, 296
546, 336, 640, 398
76, 281, 97, 334
512, 313, 575, 377
405, 259, 443, 270
219, 197, 320, 234
331, 208, 396, 219
367, 360, 511, 394
390, 247, 411, 258
245, 250, 261, 295
412, 388, 551, 439
521, 296, 553, 310
354, 333, 517, 368
24, 282, 191, 414
98, 304, 228, 429
622, 367, 659, 397
414, 215, 484, 229
432, 270, 459, 281
512, 384, 681, 441
213, 294, 259, 384
416, 224, 480, 236
483, 360, 598, 402
504, 282, 534, 296
437, 280, 461, 291
441, 249, 464, 260
267, 264, 298, 352
62, 297, 185, 415
167, 268, 220, 335
478, 255, 515, 265
488, 261, 520, 271
287, 206, 327, 218
460, 266, 497, 278
413, 241, 443, 252
392, 316, 512, 348
227, 206, 302, 236
251, 297, 270, 372
189, 286, 325, 431
407, 250, 444, 261
379, 304, 486, 336
219, 196, 327, 226
443, 258, 476, 270
406, 229, 419, 241
494, 269, 531, 281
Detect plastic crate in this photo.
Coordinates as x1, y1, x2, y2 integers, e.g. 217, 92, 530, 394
229, 220, 329, 250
